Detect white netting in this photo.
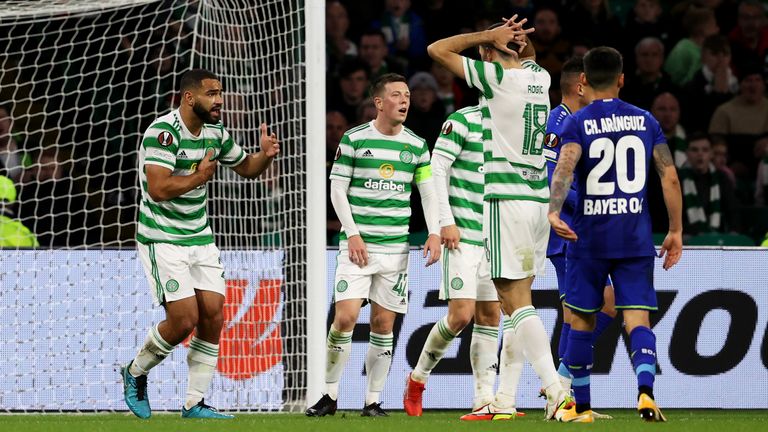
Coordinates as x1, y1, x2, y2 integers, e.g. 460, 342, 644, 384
0, 0, 309, 412
0, 1, 157, 22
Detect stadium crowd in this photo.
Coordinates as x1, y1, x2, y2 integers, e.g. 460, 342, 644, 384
1, 0, 767, 248
324, 0, 768, 246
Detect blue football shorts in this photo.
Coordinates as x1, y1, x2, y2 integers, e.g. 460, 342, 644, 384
564, 255, 654, 313
550, 252, 612, 302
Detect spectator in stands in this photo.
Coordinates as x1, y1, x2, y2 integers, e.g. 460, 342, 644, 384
570, 39, 591, 58
0, 106, 26, 183
355, 96, 377, 125
530, 7, 571, 94
413, 0, 467, 43
403, 71, 443, 236
753, 134, 768, 205
327, 57, 370, 125
755, 132, 768, 156
709, 65, 768, 136
668, 0, 738, 38
651, 92, 688, 167
143, 42, 178, 111
359, 29, 405, 82
711, 137, 738, 188
664, 6, 720, 87
728, 0, 768, 75
404, 71, 444, 149
326, 111, 347, 244
0, 175, 38, 248
683, 34, 739, 132
326, 0, 357, 74
327, 111, 347, 163
431, 61, 461, 114
621, 37, 676, 110
355, 98, 378, 126
502, 0, 535, 21
564, 0, 622, 47
622, 0, 671, 56
17, 148, 88, 247
372, 0, 428, 71
679, 133, 741, 235
473, 14, 495, 33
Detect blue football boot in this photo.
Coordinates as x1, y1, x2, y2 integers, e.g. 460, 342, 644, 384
120, 361, 151, 419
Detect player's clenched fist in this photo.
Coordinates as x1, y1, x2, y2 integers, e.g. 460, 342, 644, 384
260, 123, 280, 158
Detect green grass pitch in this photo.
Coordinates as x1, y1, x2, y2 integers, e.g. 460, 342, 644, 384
1, 410, 765, 432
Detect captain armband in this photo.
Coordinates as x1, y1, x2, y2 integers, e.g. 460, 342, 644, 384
414, 165, 432, 183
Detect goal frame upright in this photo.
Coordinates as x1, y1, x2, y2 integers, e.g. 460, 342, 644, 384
304, 0, 327, 410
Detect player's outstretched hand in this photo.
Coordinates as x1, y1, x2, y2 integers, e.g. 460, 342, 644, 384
548, 212, 578, 241
260, 123, 280, 158
440, 224, 461, 250
423, 234, 441, 267
197, 149, 218, 182
347, 234, 368, 268
659, 230, 682, 270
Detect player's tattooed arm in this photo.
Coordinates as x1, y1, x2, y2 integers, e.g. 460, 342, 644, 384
548, 142, 582, 215
652, 143, 675, 179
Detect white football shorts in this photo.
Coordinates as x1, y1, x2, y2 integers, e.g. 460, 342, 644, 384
484, 199, 549, 280
333, 252, 409, 314
137, 242, 226, 306
438, 243, 498, 302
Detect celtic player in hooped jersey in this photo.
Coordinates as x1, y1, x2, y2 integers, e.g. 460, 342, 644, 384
122, 69, 279, 420
306, 73, 441, 418
428, 17, 571, 420
404, 105, 526, 419
548, 47, 682, 423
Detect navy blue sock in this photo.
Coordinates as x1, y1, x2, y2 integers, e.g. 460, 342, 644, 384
565, 329, 593, 410
630, 326, 657, 392
592, 311, 613, 344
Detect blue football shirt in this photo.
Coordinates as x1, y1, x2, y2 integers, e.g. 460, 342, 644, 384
559, 98, 665, 259
544, 103, 578, 257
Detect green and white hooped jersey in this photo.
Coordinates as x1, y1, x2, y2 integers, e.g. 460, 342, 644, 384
433, 106, 484, 247
330, 121, 432, 254
137, 109, 247, 245
462, 56, 551, 203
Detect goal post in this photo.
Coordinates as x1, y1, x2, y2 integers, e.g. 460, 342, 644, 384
304, 0, 328, 410
0, 0, 326, 412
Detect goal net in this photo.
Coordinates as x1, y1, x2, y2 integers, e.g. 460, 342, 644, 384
0, 0, 321, 412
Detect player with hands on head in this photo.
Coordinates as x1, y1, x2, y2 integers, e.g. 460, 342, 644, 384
428, 15, 574, 420
307, 73, 440, 418
122, 68, 279, 420
548, 47, 682, 423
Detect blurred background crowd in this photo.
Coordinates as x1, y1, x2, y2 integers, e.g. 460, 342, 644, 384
323, 0, 768, 246
0, 0, 767, 249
